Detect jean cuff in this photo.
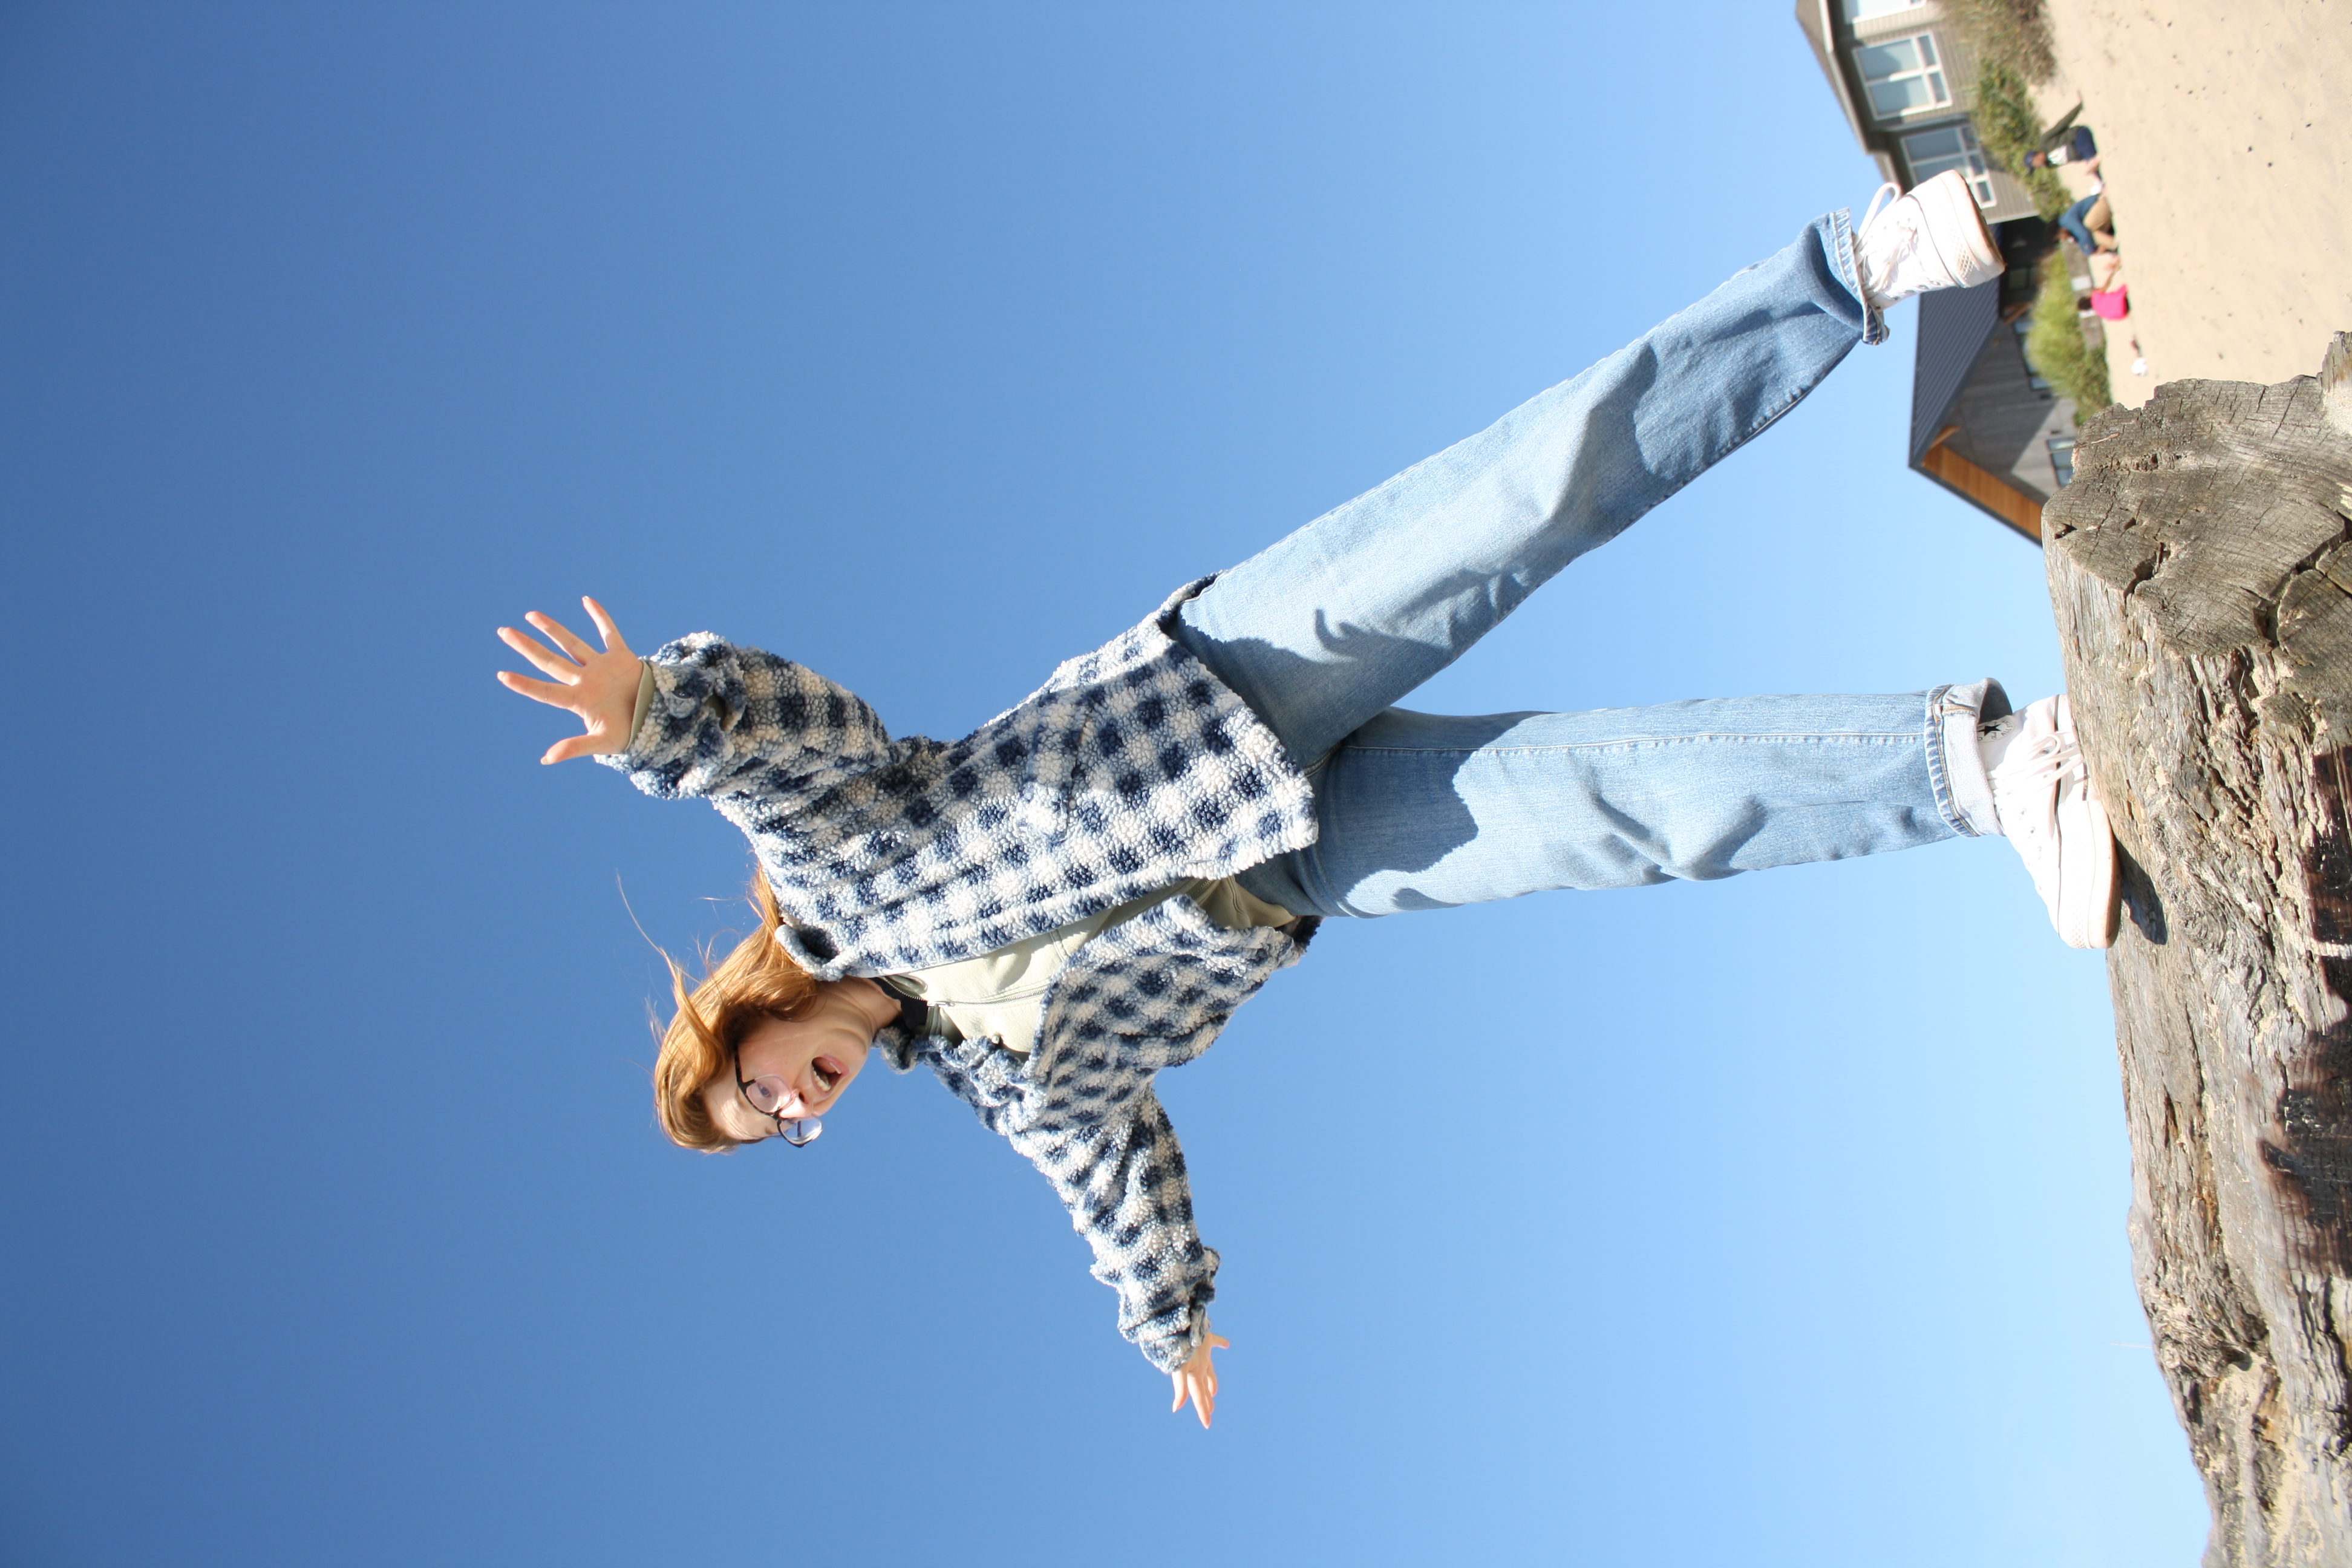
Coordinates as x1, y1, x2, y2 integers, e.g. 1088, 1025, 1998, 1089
1827, 206, 1888, 347
1926, 678, 2011, 837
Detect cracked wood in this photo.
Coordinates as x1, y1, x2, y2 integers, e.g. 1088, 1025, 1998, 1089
2045, 333, 2352, 1567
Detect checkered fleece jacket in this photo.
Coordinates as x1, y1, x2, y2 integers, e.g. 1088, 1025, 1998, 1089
876, 895, 1312, 1371
604, 580, 1321, 1372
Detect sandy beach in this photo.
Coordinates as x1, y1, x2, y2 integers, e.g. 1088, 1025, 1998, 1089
2036, 0, 2351, 405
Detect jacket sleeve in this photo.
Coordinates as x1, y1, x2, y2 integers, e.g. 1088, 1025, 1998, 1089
596, 633, 894, 803
905, 901, 1292, 1374
1005, 1088, 1217, 1374
917, 1032, 1217, 1376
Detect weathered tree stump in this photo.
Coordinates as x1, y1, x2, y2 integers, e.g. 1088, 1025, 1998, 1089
2045, 334, 2352, 1567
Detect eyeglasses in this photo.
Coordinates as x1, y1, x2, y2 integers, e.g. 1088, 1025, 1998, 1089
736, 1059, 823, 1146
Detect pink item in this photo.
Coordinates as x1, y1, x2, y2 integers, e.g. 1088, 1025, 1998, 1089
2089, 285, 2129, 321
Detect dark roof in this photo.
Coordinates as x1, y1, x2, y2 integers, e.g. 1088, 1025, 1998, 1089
1910, 279, 2001, 460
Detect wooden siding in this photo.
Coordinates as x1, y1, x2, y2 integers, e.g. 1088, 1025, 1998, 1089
1920, 437, 2045, 540
1979, 166, 2038, 224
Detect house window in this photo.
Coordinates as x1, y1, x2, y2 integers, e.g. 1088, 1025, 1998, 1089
2048, 436, 2077, 486
2015, 319, 2052, 393
1855, 34, 1950, 119
1903, 125, 1996, 206
1844, 0, 1925, 16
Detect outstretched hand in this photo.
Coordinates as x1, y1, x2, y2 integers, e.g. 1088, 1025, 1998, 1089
495, 598, 642, 764
1171, 1332, 1229, 1429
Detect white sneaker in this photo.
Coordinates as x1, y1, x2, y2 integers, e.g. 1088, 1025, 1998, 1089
1984, 694, 2119, 949
1852, 169, 2004, 309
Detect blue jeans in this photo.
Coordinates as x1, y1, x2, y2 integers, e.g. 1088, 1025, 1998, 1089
2057, 193, 2103, 258
1170, 214, 1993, 920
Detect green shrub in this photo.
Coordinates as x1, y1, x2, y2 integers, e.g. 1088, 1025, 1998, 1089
2024, 261, 2112, 416
1973, 62, 2071, 218
1945, 0, 2057, 83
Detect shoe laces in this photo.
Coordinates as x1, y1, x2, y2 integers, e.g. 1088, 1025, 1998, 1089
1858, 181, 1902, 237
1853, 182, 1921, 299
1990, 731, 2086, 826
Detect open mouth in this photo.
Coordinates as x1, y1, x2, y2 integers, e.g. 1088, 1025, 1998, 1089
811, 1056, 843, 1096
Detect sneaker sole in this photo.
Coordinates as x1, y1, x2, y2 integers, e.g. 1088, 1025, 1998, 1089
1912, 171, 2002, 289
2056, 793, 2119, 949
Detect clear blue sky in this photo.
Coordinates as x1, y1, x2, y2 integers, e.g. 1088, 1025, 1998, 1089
0, 4, 2208, 1563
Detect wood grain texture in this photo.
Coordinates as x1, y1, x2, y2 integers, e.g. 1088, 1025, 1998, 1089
2045, 333, 2352, 1566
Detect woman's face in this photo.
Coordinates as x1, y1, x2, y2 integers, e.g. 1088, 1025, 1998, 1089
700, 981, 886, 1144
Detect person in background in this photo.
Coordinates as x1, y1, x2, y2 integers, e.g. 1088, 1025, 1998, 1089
2079, 247, 2130, 322
2027, 124, 2100, 178
2091, 287, 2129, 321
2057, 188, 2117, 261
2034, 121, 2116, 260
2077, 284, 2129, 321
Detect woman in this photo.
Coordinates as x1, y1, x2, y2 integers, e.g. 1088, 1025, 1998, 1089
497, 172, 2113, 1427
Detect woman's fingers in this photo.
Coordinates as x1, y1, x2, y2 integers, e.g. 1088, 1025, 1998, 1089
580, 596, 630, 654
1169, 1359, 1220, 1425
1165, 1334, 1227, 1425
495, 669, 580, 708
498, 626, 584, 682
497, 604, 636, 766
524, 610, 597, 664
